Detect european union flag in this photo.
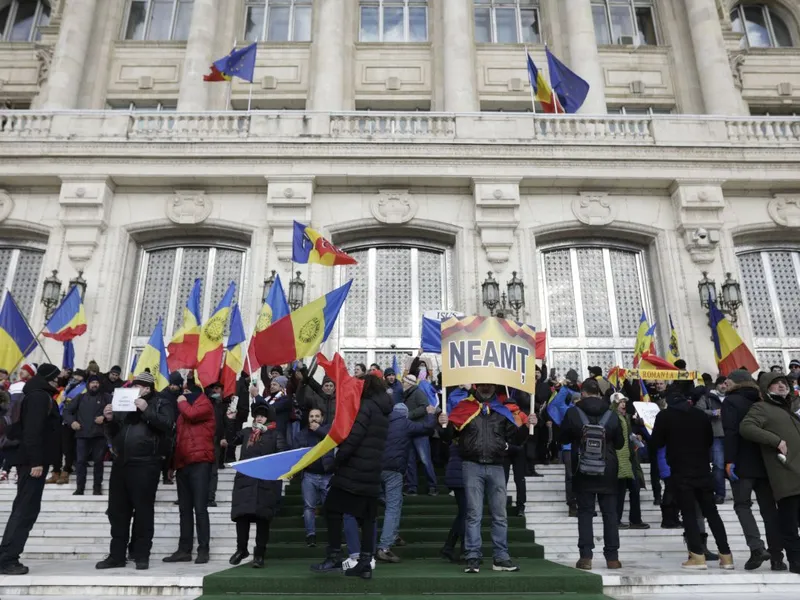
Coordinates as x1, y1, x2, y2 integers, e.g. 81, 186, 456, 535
213, 42, 258, 83
545, 47, 590, 114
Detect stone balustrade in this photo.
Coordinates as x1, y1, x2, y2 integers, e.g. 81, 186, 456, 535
3, 110, 800, 148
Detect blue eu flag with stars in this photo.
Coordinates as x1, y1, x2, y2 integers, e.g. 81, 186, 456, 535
545, 47, 590, 114
213, 42, 258, 83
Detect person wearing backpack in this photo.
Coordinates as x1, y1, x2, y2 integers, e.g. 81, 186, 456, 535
0, 363, 62, 575
559, 378, 625, 571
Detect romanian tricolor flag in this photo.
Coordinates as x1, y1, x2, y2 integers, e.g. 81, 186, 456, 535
639, 352, 679, 372
632, 312, 656, 367
640, 379, 651, 403
0, 293, 37, 373
449, 395, 517, 431
42, 286, 87, 342
526, 52, 563, 114
136, 318, 169, 391
253, 280, 352, 367
666, 314, 680, 365
221, 304, 246, 399
709, 297, 758, 376
203, 65, 231, 82
167, 278, 202, 372
246, 273, 290, 374
608, 366, 627, 390
197, 282, 236, 388
229, 352, 363, 480
292, 221, 357, 267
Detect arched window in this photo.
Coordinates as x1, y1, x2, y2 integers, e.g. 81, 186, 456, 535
0, 245, 45, 319
0, 0, 50, 42
737, 248, 800, 369
731, 3, 794, 48
336, 244, 453, 371
127, 244, 247, 369
539, 244, 653, 377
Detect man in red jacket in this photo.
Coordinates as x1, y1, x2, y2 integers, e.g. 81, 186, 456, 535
163, 390, 216, 565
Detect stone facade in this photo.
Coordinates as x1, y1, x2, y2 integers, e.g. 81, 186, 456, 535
2, 0, 800, 375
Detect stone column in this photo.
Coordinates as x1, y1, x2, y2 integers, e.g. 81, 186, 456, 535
684, 0, 743, 115
563, 0, 606, 114
307, 0, 347, 111
177, 0, 218, 111
442, 0, 479, 112
41, 0, 98, 109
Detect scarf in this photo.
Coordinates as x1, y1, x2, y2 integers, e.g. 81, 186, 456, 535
248, 421, 276, 445
448, 395, 517, 431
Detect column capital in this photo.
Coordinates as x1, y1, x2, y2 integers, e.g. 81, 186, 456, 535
670, 180, 725, 265
58, 176, 114, 272
265, 177, 315, 262
472, 178, 520, 271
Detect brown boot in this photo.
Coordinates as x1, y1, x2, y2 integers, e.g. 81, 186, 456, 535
57, 471, 70, 485
719, 553, 734, 570
45, 471, 60, 484
606, 560, 623, 569
682, 552, 708, 570
575, 558, 592, 570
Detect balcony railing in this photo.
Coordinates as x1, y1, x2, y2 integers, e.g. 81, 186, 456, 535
3, 110, 800, 147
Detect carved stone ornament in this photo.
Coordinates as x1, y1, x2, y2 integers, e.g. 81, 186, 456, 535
769, 195, 800, 228
35, 45, 53, 87
729, 52, 746, 91
372, 190, 417, 225
166, 191, 212, 225
0, 189, 13, 222
572, 192, 616, 226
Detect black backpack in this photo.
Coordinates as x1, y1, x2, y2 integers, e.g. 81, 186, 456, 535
575, 406, 612, 476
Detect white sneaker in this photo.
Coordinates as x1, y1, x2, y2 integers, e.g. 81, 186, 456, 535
342, 557, 376, 570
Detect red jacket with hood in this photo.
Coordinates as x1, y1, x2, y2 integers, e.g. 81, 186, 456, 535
174, 392, 216, 469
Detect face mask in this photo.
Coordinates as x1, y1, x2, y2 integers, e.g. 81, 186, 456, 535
211, 393, 221, 400
770, 393, 790, 405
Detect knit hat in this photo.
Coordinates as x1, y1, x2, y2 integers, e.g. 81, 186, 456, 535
384, 368, 396, 378
169, 372, 184, 387
674, 359, 687, 370
87, 374, 101, 384
87, 360, 100, 373
588, 366, 602, 377
322, 376, 335, 387
274, 375, 288, 389
21, 363, 35, 378
392, 402, 409, 417
73, 368, 86, 379
403, 374, 417, 386
251, 403, 273, 420
109, 365, 122, 375
759, 372, 789, 396
36, 363, 60, 381
790, 359, 800, 369
726, 369, 752, 384
132, 372, 155, 388
270, 366, 283, 376
565, 369, 579, 384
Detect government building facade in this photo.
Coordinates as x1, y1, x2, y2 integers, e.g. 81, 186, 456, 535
1, 0, 800, 377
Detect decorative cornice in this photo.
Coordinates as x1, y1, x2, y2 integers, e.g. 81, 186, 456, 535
769, 194, 800, 228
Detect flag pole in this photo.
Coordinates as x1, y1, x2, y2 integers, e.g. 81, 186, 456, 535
6, 292, 54, 371
247, 82, 253, 112
525, 46, 536, 115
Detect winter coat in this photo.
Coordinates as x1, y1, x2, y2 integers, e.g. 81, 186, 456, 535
230, 426, 286, 521
696, 391, 724, 438
615, 410, 633, 480
740, 394, 800, 502
63, 389, 110, 438
174, 393, 216, 469
442, 399, 528, 466
382, 407, 434, 472
651, 397, 713, 484
330, 391, 392, 498
722, 382, 768, 479
386, 379, 404, 405
17, 376, 61, 468
404, 385, 430, 422
106, 392, 174, 465
101, 375, 123, 396
298, 378, 336, 424
444, 442, 464, 489
264, 392, 291, 432
560, 396, 624, 495
293, 426, 334, 474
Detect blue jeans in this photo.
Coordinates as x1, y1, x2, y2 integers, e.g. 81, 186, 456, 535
463, 461, 509, 561
379, 471, 404, 551
301, 473, 331, 536
711, 438, 725, 499
406, 435, 437, 492
344, 514, 377, 557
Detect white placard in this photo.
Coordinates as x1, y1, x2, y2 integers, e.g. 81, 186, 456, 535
633, 401, 661, 435
112, 388, 140, 412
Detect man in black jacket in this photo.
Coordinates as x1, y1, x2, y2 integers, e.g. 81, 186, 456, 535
439, 383, 528, 574
101, 365, 124, 396
722, 369, 786, 571
559, 379, 625, 571
159, 372, 182, 485
295, 408, 334, 548
651, 381, 733, 570
0, 363, 61, 575
63, 374, 110, 496
96, 372, 174, 571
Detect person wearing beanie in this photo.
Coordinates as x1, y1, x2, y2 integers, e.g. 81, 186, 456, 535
402, 374, 439, 496
298, 364, 337, 424
18, 364, 35, 382
63, 373, 111, 496
261, 376, 292, 447
697, 376, 728, 504
384, 368, 404, 405
96, 371, 174, 571
722, 369, 786, 572
611, 393, 649, 531
0, 364, 61, 575
102, 365, 124, 395
789, 359, 800, 382
86, 360, 101, 376
206, 382, 228, 508
157, 371, 183, 485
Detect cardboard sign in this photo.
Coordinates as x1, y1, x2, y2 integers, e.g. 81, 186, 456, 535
441, 316, 536, 393
112, 387, 139, 412
633, 401, 661, 435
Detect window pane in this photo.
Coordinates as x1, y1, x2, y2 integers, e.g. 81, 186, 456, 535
10, 0, 37, 41
577, 249, 613, 337
0, 249, 11, 288
344, 250, 369, 336
375, 248, 412, 337
610, 250, 644, 337
635, 6, 656, 45
34, 2, 51, 41
267, 5, 290, 41
245, 5, 265, 41
137, 249, 177, 336
10, 250, 44, 319
293, 5, 312, 41
125, 0, 147, 40
173, 0, 193, 40
768, 252, 800, 336
409, 6, 427, 41
495, 7, 517, 43
592, 4, 611, 45
609, 4, 634, 44
360, 5, 379, 41
769, 9, 793, 47
147, 0, 174, 40
0, 5, 8, 40
738, 253, 778, 337
520, 8, 539, 43
418, 250, 443, 314
172, 248, 210, 331
211, 249, 243, 335
743, 5, 771, 48
474, 7, 491, 42
543, 250, 578, 337
383, 6, 404, 42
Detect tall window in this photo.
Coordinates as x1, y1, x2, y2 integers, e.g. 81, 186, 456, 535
738, 249, 800, 369
128, 245, 247, 365
731, 3, 794, 48
123, 0, 193, 41
244, 0, 311, 42
359, 0, 428, 42
0, 0, 50, 42
539, 245, 651, 377
592, 0, 657, 45
474, 0, 539, 44
337, 245, 451, 370
0, 246, 45, 319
